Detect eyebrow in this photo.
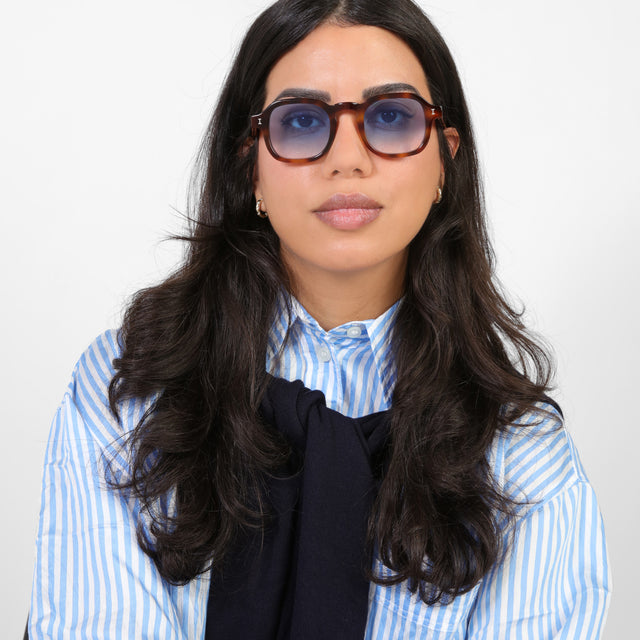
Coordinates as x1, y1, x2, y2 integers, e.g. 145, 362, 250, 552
273, 88, 331, 101
362, 83, 421, 99
273, 82, 421, 103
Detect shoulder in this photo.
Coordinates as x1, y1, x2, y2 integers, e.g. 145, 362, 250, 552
490, 402, 590, 512
69, 329, 120, 394
62, 330, 152, 449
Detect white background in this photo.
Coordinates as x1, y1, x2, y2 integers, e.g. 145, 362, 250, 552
2, 1, 637, 637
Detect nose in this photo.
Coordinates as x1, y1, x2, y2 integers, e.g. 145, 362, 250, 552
321, 111, 373, 178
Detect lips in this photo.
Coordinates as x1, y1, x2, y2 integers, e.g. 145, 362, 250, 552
313, 193, 382, 230
314, 193, 382, 212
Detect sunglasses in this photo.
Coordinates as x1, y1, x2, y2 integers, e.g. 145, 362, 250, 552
250, 92, 444, 163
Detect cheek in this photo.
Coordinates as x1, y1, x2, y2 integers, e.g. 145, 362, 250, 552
255, 148, 312, 211
255, 166, 313, 242
386, 154, 441, 212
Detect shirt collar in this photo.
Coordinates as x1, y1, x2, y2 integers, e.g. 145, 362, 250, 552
267, 290, 400, 404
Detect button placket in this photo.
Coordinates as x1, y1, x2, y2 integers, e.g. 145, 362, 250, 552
346, 324, 363, 338
317, 344, 332, 363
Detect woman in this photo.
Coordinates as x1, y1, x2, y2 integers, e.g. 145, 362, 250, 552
28, 0, 610, 638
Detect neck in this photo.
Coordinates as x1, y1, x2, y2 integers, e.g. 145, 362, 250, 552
286, 256, 407, 331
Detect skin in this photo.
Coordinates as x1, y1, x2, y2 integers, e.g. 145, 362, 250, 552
254, 23, 459, 330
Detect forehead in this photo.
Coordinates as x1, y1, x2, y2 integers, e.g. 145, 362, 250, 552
264, 23, 431, 104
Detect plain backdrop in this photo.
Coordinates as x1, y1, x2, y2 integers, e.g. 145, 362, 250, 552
2, 1, 637, 637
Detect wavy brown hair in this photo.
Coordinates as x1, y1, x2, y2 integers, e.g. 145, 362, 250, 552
108, 0, 553, 605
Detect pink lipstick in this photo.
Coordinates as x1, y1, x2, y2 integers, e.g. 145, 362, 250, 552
313, 193, 382, 230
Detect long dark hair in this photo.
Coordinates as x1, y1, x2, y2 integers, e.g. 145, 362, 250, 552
109, 0, 553, 605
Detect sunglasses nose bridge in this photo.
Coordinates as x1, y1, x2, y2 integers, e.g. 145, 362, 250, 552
328, 101, 366, 145
329, 101, 361, 123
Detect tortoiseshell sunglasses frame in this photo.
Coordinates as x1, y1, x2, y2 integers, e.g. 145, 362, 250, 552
250, 92, 444, 163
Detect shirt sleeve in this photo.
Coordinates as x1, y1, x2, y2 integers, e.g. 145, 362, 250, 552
466, 411, 611, 638
28, 332, 210, 639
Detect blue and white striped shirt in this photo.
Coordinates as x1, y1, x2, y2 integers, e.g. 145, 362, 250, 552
266, 295, 399, 418
29, 301, 611, 638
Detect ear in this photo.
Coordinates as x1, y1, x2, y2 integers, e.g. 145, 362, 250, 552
238, 135, 260, 192
244, 138, 260, 195
443, 127, 460, 158
438, 127, 460, 189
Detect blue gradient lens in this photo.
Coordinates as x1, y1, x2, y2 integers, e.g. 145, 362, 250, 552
363, 98, 426, 154
269, 103, 331, 159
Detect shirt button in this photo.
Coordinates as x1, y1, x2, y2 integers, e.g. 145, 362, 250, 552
346, 325, 362, 338
317, 345, 331, 362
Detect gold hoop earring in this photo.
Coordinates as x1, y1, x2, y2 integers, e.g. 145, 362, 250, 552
256, 198, 268, 218
434, 187, 443, 205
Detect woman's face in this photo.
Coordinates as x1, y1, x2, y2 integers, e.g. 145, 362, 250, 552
254, 23, 458, 287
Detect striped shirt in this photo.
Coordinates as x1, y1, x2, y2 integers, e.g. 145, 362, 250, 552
29, 305, 611, 638
266, 295, 399, 418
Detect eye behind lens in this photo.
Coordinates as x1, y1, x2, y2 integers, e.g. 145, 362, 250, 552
365, 98, 421, 128
269, 103, 331, 159
364, 97, 426, 155
273, 104, 328, 131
